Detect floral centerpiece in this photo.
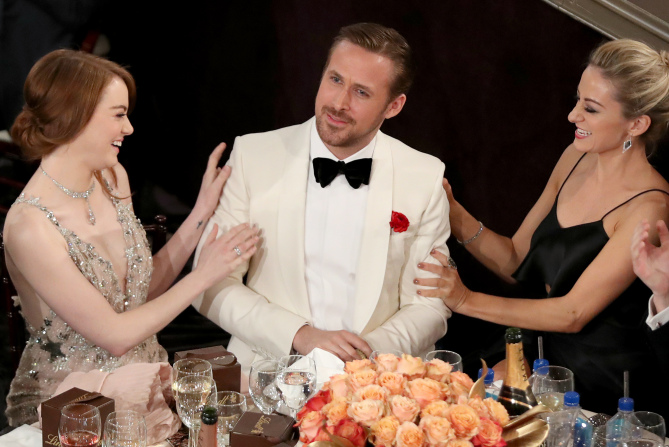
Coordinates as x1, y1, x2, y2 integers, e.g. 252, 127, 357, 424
295, 353, 510, 447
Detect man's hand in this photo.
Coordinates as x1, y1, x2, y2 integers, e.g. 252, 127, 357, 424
292, 326, 372, 361
632, 219, 669, 312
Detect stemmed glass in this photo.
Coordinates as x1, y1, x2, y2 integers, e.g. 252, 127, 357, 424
59, 403, 101, 447
276, 355, 317, 418
424, 350, 463, 372
214, 391, 247, 447
248, 359, 282, 415
532, 365, 574, 411
174, 375, 216, 447
102, 410, 147, 447
172, 358, 214, 394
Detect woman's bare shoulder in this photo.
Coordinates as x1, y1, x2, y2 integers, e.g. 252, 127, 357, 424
3, 202, 62, 252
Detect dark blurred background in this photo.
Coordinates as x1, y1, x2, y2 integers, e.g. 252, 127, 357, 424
2, 0, 669, 429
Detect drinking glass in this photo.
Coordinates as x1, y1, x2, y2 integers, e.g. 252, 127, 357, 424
634, 412, 666, 443
214, 391, 247, 447
102, 410, 147, 447
174, 375, 216, 447
539, 409, 577, 447
531, 365, 574, 411
277, 355, 317, 418
424, 350, 463, 372
59, 403, 101, 447
370, 350, 403, 362
172, 358, 214, 394
248, 359, 282, 415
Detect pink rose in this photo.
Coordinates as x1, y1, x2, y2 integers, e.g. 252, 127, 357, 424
371, 416, 401, 447
421, 400, 451, 419
388, 395, 421, 423
348, 399, 386, 427
396, 354, 426, 380
471, 418, 505, 447
375, 353, 400, 373
297, 410, 326, 443
349, 369, 379, 392
395, 421, 426, 447
321, 398, 349, 426
426, 358, 453, 383
420, 415, 456, 447
327, 374, 351, 400
345, 358, 376, 374
377, 371, 408, 396
354, 384, 390, 402
333, 419, 367, 447
406, 378, 446, 408
483, 398, 510, 426
447, 404, 481, 439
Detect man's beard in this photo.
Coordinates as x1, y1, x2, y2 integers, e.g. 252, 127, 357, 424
315, 106, 361, 149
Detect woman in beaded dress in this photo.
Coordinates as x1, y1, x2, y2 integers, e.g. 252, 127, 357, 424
416, 39, 669, 414
3, 49, 259, 426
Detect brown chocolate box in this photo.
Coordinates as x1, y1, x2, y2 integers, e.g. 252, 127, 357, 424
40, 387, 114, 447
174, 345, 241, 392
230, 412, 296, 447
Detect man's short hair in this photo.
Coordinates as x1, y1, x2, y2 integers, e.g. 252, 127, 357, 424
326, 23, 415, 100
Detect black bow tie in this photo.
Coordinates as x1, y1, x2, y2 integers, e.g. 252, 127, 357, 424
313, 157, 372, 189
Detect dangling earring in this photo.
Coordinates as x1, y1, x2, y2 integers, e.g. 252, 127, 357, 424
623, 135, 632, 153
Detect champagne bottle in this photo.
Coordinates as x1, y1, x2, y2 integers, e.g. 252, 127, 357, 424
498, 327, 537, 416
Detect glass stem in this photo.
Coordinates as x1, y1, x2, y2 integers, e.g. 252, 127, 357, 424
189, 426, 199, 447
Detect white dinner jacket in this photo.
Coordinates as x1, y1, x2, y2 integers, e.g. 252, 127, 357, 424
193, 118, 452, 369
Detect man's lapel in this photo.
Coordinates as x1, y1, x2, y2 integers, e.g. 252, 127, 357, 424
352, 131, 393, 333
277, 119, 312, 320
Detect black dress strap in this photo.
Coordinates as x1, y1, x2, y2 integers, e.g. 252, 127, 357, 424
556, 153, 587, 201
601, 189, 669, 220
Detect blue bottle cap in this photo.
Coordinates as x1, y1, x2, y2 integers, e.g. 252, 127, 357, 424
618, 397, 634, 412
477, 369, 495, 384
533, 358, 549, 372
564, 391, 580, 407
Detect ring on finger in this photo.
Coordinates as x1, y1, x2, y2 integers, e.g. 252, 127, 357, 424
233, 246, 243, 256
447, 256, 457, 270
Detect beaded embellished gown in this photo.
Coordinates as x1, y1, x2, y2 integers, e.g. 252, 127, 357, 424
5, 189, 168, 427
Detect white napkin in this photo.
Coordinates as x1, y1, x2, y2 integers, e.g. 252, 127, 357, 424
305, 348, 345, 387
0, 424, 42, 447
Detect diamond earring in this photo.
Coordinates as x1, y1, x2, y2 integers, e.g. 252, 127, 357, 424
623, 136, 632, 153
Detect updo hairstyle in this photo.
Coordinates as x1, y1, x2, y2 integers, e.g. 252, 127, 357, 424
10, 49, 136, 160
588, 39, 669, 155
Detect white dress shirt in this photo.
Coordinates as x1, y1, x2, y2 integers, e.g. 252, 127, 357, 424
647, 294, 669, 330
304, 123, 376, 331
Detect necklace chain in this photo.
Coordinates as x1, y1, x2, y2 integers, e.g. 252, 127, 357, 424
40, 165, 96, 225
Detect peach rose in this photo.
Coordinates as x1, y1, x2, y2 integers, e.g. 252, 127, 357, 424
395, 421, 426, 447
483, 398, 510, 426
426, 358, 453, 383
421, 400, 451, 419
371, 416, 401, 447
327, 374, 352, 399
471, 418, 505, 447
321, 398, 349, 426
447, 440, 475, 447
447, 404, 481, 439
388, 395, 421, 423
349, 369, 379, 392
345, 358, 376, 374
333, 419, 367, 447
450, 372, 474, 392
378, 371, 408, 396
297, 410, 326, 443
467, 397, 492, 420
420, 415, 456, 447
406, 378, 445, 408
375, 353, 400, 373
348, 399, 386, 427
354, 384, 390, 402
396, 354, 426, 380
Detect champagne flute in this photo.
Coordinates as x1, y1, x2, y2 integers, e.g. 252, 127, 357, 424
248, 359, 282, 415
59, 403, 101, 447
424, 350, 463, 372
277, 355, 317, 418
175, 375, 216, 447
214, 391, 247, 447
103, 410, 147, 447
172, 358, 214, 394
532, 365, 574, 411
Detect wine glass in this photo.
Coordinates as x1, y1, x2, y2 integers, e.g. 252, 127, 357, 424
174, 375, 216, 447
214, 391, 247, 447
424, 350, 463, 372
248, 359, 282, 415
277, 355, 317, 418
59, 403, 101, 447
532, 365, 574, 411
172, 358, 214, 394
634, 412, 666, 443
102, 410, 147, 447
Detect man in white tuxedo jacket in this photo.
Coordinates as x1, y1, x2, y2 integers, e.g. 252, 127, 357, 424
193, 23, 452, 369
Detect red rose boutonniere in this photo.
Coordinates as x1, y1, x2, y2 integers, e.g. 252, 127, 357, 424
390, 211, 409, 233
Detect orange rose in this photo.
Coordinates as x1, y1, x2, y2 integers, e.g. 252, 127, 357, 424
471, 418, 505, 447
426, 358, 453, 383
355, 384, 390, 402
483, 398, 510, 426
371, 416, 401, 447
420, 415, 456, 446
332, 419, 367, 447
378, 371, 408, 396
388, 395, 421, 423
327, 373, 352, 399
349, 369, 379, 392
348, 399, 386, 427
450, 372, 474, 392
395, 421, 426, 447
375, 353, 400, 373
447, 439, 475, 447
396, 354, 426, 380
345, 358, 376, 374
321, 398, 349, 426
421, 400, 451, 419
467, 397, 492, 420
406, 378, 445, 408
297, 410, 326, 443
296, 389, 331, 421
447, 404, 481, 439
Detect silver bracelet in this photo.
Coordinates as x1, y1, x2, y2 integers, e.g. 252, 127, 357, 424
457, 221, 484, 246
